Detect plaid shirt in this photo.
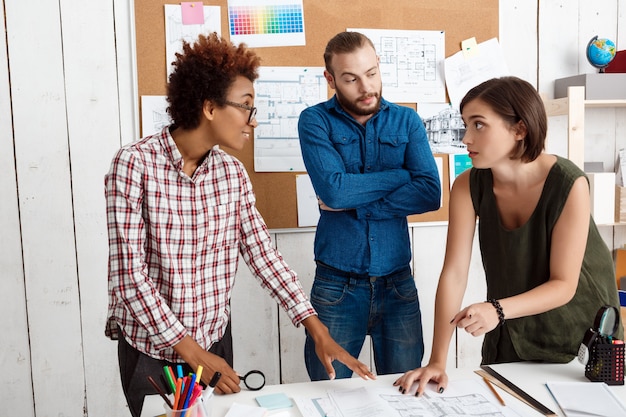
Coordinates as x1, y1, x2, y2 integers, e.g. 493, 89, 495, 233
104, 126, 315, 362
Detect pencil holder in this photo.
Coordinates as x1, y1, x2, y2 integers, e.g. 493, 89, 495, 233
585, 340, 625, 385
164, 397, 210, 417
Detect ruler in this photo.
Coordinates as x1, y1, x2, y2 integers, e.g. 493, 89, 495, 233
477, 365, 558, 417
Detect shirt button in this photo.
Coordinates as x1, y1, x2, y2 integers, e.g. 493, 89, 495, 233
370, 277, 376, 283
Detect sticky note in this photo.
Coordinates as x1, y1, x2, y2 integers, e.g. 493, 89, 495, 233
255, 393, 293, 410
461, 37, 479, 58
181, 2, 204, 25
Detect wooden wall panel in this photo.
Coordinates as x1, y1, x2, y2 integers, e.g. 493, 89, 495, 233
5, 0, 85, 415
59, 0, 129, 415
231, 252, 281, 385
0, 0, 33, 415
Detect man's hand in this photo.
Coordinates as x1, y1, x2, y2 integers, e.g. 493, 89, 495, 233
317, 197, 347, 212
302, 316, 376, 380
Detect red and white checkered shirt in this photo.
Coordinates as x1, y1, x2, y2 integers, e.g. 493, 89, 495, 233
104, 126, 315, 362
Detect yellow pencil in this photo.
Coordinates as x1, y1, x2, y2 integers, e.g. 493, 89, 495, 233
483, 376, 506, 406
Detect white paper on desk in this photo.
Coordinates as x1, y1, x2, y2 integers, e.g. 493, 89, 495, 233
328, 387, 393, 417
444, 38, 509, 110
372, 380, 523, 417
224, 402, 268, 417
293, 395, 335, 417
545, 381, 626, 417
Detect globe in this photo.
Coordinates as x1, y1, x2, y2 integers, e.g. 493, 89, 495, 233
586, 35, 616, 72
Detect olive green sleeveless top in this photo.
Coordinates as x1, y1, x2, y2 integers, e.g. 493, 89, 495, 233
470, 156, 623, 364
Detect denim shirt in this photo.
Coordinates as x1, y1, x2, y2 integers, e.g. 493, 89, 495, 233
298, 96, 441, 276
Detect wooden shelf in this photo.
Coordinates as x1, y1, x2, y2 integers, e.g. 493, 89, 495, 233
542, 86, 626, 169
545, 97, 626, 117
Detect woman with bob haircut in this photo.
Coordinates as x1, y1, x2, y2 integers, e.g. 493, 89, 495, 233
394, 76, 622, 396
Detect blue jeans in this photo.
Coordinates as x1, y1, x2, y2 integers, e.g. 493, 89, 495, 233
304, 263, 424, 380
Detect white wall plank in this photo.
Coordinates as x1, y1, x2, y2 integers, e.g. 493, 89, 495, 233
538, 0, 581, 96
58, 0, 129, 415
231, 254, 281, 385
411, 225, 448, 367
5, 0, 85, 414
499, 0, 538, 85
114, 0, 139, 145
0, 0, 34, 414
275, 231, 317, 383
578, 0, 619, 74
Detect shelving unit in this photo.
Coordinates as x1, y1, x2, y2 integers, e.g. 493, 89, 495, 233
542, 86, 626, 169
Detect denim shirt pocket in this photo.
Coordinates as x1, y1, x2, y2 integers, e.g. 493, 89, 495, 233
330, 134, 361, 172
379, 135, 409, 169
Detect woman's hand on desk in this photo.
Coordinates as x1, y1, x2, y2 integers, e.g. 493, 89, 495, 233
393, 364, 448, 397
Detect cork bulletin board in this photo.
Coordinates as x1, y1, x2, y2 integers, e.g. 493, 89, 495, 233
133, 0, 498, 229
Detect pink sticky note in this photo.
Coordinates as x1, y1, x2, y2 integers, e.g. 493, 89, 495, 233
181, 2, 205, 25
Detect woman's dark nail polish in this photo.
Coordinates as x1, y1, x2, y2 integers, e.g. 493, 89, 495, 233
438, 387, 444, 394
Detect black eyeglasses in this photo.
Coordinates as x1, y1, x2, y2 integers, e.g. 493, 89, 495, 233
224, 100, 257, 124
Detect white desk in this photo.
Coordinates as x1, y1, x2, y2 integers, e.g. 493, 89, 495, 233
141, 360, 626, 417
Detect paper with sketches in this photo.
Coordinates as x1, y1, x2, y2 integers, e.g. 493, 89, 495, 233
141, 95, 170, 137
164, 5, 221, 77
444, 37, 509, 110
348, 28, 446, 103
318, 380, 523, 417
253, 66, 326, 172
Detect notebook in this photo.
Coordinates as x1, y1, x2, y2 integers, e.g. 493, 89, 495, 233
545, 381, 626, 417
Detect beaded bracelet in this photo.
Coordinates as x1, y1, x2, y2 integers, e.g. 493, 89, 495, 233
487, 298, 506, 327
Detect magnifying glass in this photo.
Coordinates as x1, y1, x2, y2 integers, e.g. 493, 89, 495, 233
239, 370, 265, 391
596, 305, 619, 337
577, 306, 619, 364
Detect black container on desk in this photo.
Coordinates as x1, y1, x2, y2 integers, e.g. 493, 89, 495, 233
585, 340, 625, 385
582, 305, 625, 385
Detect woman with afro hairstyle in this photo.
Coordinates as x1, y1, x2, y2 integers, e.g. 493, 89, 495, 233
104, 32, 375, 417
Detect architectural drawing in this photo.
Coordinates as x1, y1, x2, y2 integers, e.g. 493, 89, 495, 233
253, 66, 326, 172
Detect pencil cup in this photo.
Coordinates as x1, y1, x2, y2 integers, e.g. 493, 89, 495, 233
585, 341, 625, 385
163, 398, 208, 417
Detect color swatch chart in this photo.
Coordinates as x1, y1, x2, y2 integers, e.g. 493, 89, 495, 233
229, 4, 304, 35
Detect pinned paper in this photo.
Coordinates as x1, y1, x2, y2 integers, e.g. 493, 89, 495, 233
461, 37, 479, 58
181, 2, 205, 25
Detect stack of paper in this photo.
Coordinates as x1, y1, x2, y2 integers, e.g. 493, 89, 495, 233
545, 381, 626, 417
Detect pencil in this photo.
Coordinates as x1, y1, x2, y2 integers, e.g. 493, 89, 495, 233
147, 375, 173, 409
483, 376, 506, 406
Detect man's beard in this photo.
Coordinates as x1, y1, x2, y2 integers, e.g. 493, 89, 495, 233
335, 87, 382, 117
